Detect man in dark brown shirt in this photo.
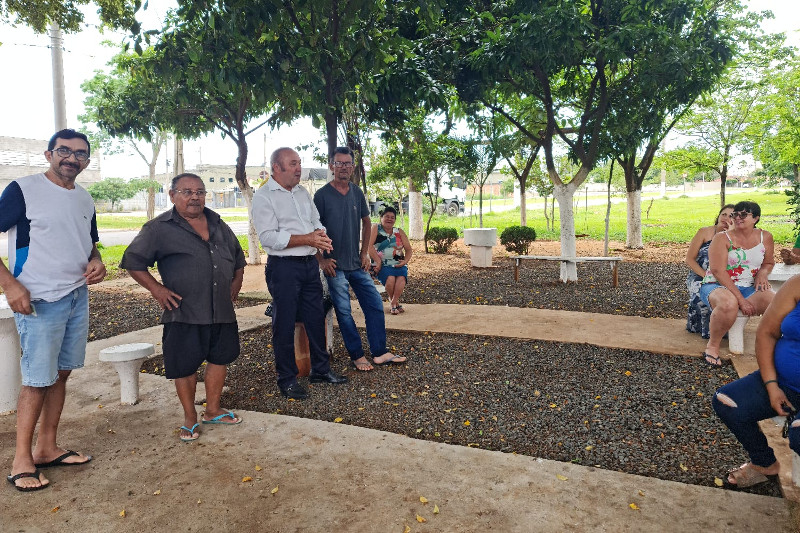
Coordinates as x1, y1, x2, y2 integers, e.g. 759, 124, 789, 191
121, 173, 246, 442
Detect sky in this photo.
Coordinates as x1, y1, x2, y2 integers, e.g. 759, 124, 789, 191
0, 0, 797, 180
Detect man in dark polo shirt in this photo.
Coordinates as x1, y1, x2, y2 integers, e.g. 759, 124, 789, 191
120, 173, 246, 442
252, 147, 347, 399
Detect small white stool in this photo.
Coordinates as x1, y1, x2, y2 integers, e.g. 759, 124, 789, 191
99, 343, 154, 405
727, 312, 749, 355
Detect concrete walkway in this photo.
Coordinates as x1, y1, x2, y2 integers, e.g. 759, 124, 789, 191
2, 301, 797, 531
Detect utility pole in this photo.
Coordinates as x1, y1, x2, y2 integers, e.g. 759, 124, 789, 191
174, 137, 184, 175
50, 23, 67, 129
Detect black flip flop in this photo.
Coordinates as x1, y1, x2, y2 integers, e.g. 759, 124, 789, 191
702, 352, 724, 367
34, 450, 92, 469
7, 470, 49, 492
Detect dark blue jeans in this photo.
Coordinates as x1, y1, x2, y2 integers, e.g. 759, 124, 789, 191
713, 370, 800, 467
326, 268, 387, 360
265, 256, 331, 388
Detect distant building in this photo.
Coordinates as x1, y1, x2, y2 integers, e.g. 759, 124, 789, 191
115, 163, 330, 212
0, 136, 101, 193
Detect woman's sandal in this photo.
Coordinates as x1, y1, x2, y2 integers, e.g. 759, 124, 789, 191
722, 463, 779, 490
702, 352, 724, 367
396, 305, 404, 313
390, 307, 399, 315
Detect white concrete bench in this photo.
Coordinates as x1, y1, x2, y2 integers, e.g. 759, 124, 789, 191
0, 295, 21, 415
99, 343, 155, 405
726, 264, 800, 354
464, 228, 497, 268
769, 263, 800, 293
510, 255, 624, 287
727, 312, 750, 355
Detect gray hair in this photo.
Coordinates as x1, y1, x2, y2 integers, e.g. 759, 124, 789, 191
330, 146, 354, 163
171, 173, 203, 190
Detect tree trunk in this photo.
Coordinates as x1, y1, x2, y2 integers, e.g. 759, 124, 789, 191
408, 190, 424, 241
625, 189, 643, 249
234, 137, 261, 266
554, 183, 578, 282
519, 186, 527, 226
542, 194, 550, 230
478, 184, 485, 228
720, 163, 728, 207
325, 112, 338, 161
147, 160, 158, 220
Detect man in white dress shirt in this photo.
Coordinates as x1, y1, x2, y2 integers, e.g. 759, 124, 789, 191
252, 147, 347, 399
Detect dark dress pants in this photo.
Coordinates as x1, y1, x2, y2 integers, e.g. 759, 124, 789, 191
265, 255, 331, 388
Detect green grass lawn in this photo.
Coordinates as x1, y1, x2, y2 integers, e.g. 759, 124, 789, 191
77, 188, 796, 280
410, 189, 796, 246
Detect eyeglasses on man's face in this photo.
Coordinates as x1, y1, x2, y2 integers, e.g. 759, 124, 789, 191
732, 211, 753, 219
174, 189, 207, 198
52, 147, 90, 162
332, 161, 354, 168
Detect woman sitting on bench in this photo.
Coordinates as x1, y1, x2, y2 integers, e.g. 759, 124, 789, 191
685, 204, 733, 338
699, 201, 775, 367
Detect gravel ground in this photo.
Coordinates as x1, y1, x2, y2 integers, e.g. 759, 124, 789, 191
90, 243, 781, 497
140, 326, 780, 497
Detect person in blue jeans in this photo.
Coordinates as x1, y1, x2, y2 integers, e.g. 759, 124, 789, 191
314, 146, 407, 372
712, 275, 800, 489
1, 130, 106, 491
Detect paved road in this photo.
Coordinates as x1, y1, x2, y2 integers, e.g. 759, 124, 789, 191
0, 220, 252, 250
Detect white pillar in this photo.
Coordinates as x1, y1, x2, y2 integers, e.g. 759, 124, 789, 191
0, 297, 22, 415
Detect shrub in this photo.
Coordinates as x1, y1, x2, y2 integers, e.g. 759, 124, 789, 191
427, 226, 459, 254
500, 225, 537, 255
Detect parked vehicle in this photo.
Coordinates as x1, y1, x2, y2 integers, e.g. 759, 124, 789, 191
427, 174, 466, 216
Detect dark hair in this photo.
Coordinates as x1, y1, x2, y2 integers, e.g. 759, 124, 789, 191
381, 206, 397, 216
171, 172, 203, 190
330, 146, 354, 163
733, 200, 761, 225
48, 129, 91, 155
715, 204, 734, 225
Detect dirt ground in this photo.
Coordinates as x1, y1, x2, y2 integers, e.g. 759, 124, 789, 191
4, 238, 800, 531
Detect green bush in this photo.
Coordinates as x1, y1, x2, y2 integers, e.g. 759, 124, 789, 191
427, 226, 459, 254
500, 225, 537, 255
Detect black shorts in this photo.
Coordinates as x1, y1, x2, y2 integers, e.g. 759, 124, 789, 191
162, 322, 240, 379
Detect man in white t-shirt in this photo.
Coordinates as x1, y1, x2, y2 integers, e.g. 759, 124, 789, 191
0, 129, 106, 492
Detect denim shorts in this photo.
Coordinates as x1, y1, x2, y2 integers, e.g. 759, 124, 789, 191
376, 265, 408, 285
699, 282, 756, 308
13, 285, 89, 387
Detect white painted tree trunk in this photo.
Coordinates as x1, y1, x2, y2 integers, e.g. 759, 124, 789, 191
241, 186, 262, 265
408, 191, 424, 240
554, 184, 578, 282
626, 189, 643, 249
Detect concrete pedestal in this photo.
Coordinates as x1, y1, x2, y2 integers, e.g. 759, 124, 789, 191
728, 312, 749, 355
99, 343, 155, 405
463, 228, 497, 268
0, 296, 21, 415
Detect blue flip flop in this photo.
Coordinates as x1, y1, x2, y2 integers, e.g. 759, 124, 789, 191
201, 409, 242, 425
179, 423, 200, 442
